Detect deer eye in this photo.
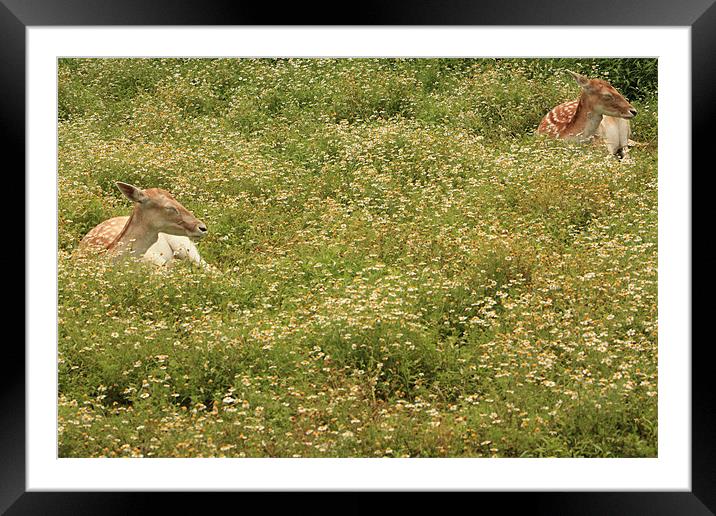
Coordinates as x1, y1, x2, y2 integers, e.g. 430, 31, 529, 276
165, 206, 179, 215
602, 93, 613, 100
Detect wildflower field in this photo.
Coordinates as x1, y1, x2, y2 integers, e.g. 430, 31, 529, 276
58, 58, 658, 458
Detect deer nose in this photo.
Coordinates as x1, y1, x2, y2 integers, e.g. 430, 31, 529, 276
629, 108, 638, 116
198, 223, 208, 233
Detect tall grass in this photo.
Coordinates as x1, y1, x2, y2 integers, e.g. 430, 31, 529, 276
58, 58, 657, 457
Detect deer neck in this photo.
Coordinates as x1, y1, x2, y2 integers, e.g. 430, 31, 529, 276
108, 207, 161, 257
568, 96, 603, 141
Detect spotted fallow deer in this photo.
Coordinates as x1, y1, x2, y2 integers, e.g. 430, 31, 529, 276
537, 70, 638, 158
80, 182, 209, 267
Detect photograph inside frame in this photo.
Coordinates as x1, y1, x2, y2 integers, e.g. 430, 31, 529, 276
57, 57, 658, 458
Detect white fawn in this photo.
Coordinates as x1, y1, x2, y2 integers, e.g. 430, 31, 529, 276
80, 182, 209, 267
538, 70, 637, 158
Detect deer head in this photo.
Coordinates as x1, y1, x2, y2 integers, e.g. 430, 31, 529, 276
567, 70, 637, 119
115, 182, 208, 241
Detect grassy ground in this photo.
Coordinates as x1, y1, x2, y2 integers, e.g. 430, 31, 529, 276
58, 58, 658, 458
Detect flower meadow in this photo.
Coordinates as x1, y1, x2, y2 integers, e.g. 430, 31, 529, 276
58, 58, 658, 458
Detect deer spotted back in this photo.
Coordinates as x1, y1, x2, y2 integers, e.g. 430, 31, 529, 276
81, 216, 131, 251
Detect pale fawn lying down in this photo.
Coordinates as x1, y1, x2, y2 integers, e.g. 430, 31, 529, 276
537, 70, 638, 159
79, 182, 210, 269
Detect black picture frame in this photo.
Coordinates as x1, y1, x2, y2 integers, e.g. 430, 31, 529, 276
5, 0, 709, 513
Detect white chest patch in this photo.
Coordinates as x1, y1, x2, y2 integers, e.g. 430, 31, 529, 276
143, 234, 209, 268
596, 116, 631, 156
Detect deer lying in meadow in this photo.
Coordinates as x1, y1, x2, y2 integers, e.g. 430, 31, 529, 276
80, 182, 209, 268
537, 70, 638, 158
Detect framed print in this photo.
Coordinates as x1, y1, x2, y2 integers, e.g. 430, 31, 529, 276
6, 0, 710, 513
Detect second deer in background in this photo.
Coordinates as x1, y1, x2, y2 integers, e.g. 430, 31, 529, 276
538, 70, 638, 158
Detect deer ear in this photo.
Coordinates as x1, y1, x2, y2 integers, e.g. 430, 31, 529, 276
116, 182, 149, 203
567, 70, 590, 88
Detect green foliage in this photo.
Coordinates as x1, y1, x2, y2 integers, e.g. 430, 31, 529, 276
505, 57, 658, 101
58, 58, 657, 458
